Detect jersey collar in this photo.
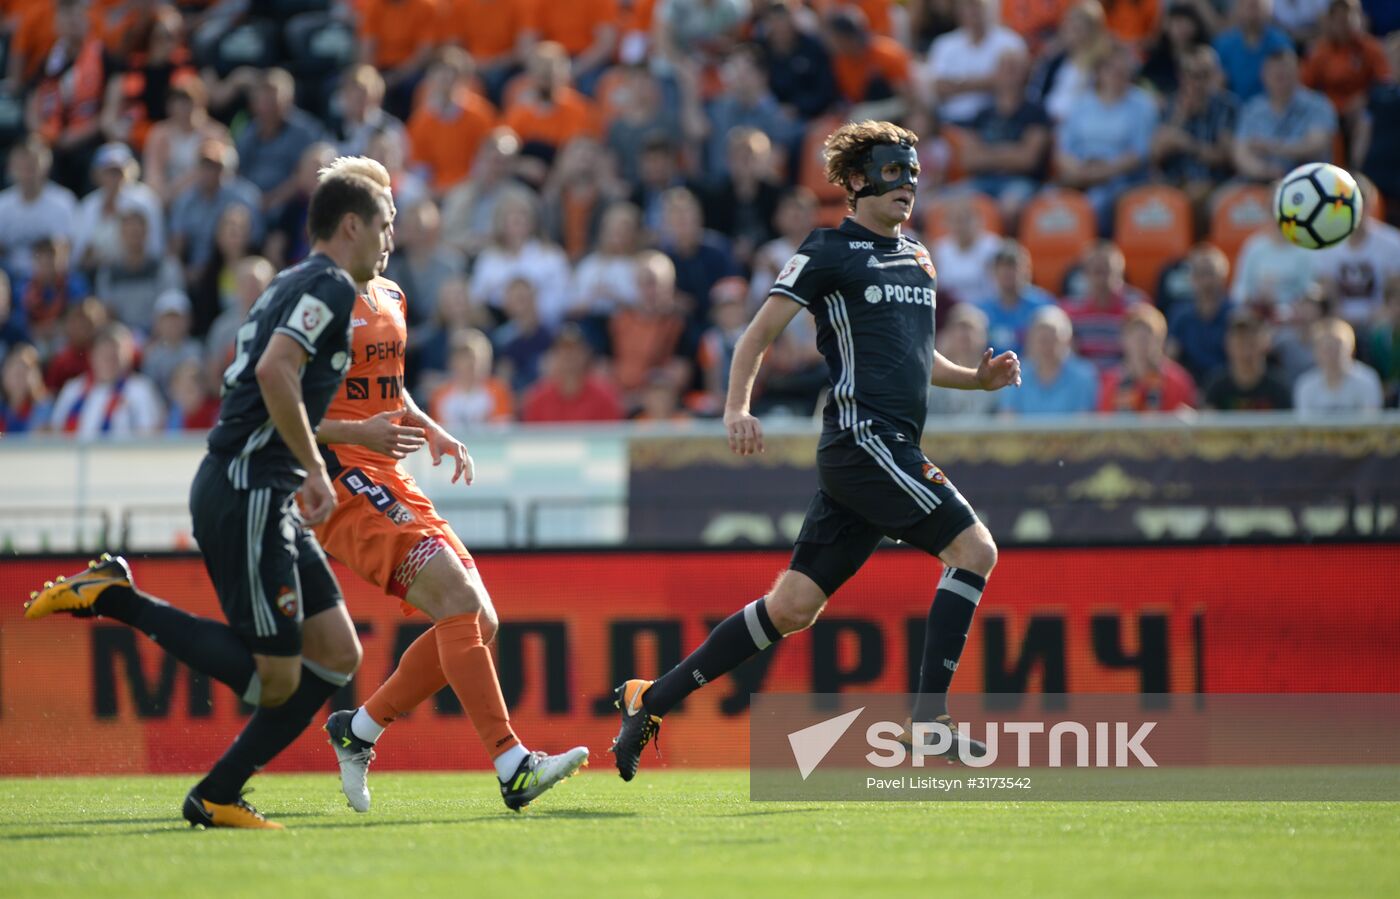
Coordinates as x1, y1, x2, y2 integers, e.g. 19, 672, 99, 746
839, 217, 901, 248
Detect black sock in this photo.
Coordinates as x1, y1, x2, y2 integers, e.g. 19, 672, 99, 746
912, 568, 986, 722
645, 598, 782, 717
197, 664, 345, 804
96, 585, 257, 700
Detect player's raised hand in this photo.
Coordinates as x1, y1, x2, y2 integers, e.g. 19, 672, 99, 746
358, 410, 427, 459
976, 348, 1022, 391
299, 466, 337, 526
725, 409, 765, 456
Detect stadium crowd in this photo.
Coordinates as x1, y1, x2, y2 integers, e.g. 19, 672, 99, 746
0, 0, 1397, 439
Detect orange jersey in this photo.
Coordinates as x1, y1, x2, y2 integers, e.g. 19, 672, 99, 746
324, 276, 409, 470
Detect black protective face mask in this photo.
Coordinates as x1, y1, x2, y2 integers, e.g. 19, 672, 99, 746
853, 142, 919, 199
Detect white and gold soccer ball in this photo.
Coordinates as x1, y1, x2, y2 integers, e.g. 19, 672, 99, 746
1274, 162, 1363, 250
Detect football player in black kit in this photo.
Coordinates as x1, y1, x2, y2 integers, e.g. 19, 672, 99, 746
610, 121, 1022, 781
24, 163, 394, 828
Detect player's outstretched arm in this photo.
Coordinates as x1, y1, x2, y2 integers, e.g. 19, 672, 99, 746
401, 389, 475, 485
255, 333, 336, 524
724, 295, 803, 456
932, 348, 1021, 391
317, 411, 427, 459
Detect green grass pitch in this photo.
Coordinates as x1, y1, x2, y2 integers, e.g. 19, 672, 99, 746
1, 771, 1396, 898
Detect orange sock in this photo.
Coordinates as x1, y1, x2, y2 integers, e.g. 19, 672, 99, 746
364, 627, 449, 726
434, 612, 520, 758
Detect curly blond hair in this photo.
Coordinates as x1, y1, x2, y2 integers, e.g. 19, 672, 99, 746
823, 120, 918, 211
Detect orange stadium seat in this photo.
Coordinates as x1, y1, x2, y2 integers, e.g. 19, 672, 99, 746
1209, 184, 1274, 265
1113, 185, 1193, 293
799, 114, 849, 205
940, 125, 972, 185
1017, 188, 1095, 293
922, 191, 1002, 240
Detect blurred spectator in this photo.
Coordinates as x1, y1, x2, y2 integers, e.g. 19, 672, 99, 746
1151, 46, 1238, 211
189, 204, 256, 338
754, 0, 838, 120
1233, 48, 1337, 182
542, 137, 626, 261
1202, 307, 1294, 410
27, 0, 105, 192
750, 187, 819, 306
44, 297, 107, 391
329, 65, 407, 159
493, 277, 558, 393
0, 343, 51, 434
523, 0, 619, 95
903, 105, 956, 190
962, 49, 1051, 223
932, 193, 1001, 305
470, 188, 573, 326
1213, 0, 1293, 101
263, 143, 338, 269
606, 69, 681, 185
98, 6, 195, 155
164, 358, 221, 431
168, 139, 263, 271
503, 42, 600, 168
140, 289, 202, 401
698, 276, 749, 405
409, 276, 493, 388
633, 371, 694, 422
1231, 223, 1317, 310
975, 239, 1054, 356
384, 199, 466, 328
1055, 42, 1157, 234
366, 123, 430, 213
357, 0, 439, 118
1274, 0, 1332, 41
407, 48, 499, 197
1000, 0, 1076, 52
235, 69, 325, 216
1301, 0, 1391, 157
921, 0, 1026, 124
572, 201, 644, 323
609, 250, 688, 393
701, 127, 782, 269
1355, 34, 1400, 213
1098, 304, 1198, 412
72, 143, 164, 272
1062, 240, 1150, 367
430, 328, 514, 429
704, 45, 801, 183
142, 76, 230, 206
51, 323, 163, 436
436, 0, 532, 102
1294, 317, 1384, 413
927, 304, 999, 416
0, 273, 26, 361
1032, 0, 1109, 123
1140, 1, 1211, 96
1167, 244, 1233, 382
653, 0, 750, 63
1270, 285, 1331, 384
520, 324, 623, 422
205, 256, 273, 386
659, 186, 739, 334
0, 138, 78, 281
999, 304, 1099, 415
630, 134, 688, 232
1307, 191, 1400, 327
95, 210, 184, 334
442, 128, 525, 256
1101, 0, 1162, 45
827, 6, 914, 110
21, 238, 90, 354
1362, 274, 1400, 403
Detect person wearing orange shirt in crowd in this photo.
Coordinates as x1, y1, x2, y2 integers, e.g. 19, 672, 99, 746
810, 0, 896, 37
825, 6, 912, 109
356, 0, 440, 118
6, 0, 57, 85
26, 0, 106, 191
1101, 0, 1161, 46
608, 249, 688, 395
521, 0, 619, 95
1001, 0, 1074, 53
429, 328, 514, 430
435, 0, 532, 102
1098, 303, 1198, 412
502, 42, 601, 169
1302, 0, 1392, 156
99, 6, 195, 154
521, 324, 624, 422
407, 47, 498, 196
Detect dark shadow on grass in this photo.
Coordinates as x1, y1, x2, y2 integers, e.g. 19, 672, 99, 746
294, 807, 638, 829
28, 810, 321, 827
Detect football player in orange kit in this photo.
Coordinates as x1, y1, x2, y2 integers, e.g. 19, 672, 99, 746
311, 157, 586, 812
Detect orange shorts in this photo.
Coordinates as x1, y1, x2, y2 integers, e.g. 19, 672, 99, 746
314, 457, 474, 603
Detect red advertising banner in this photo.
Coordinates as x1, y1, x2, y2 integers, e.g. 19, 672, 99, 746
1, 545, 1397, 776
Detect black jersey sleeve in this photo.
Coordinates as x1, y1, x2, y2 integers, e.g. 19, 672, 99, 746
271, 271, 356, 357
768, 231, 839, 308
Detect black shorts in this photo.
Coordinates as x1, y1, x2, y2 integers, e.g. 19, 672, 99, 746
789, 424, 979, 597
190, 455, 344, 656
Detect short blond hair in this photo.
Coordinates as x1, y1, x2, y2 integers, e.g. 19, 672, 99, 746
318, 155, 391, 190
823, 120, 918, 211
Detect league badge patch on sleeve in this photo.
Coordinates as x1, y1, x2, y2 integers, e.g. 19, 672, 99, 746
287, 293, 335, 346
776, 253, 810, 287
